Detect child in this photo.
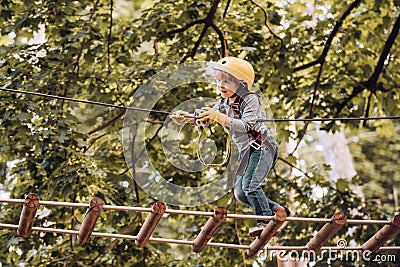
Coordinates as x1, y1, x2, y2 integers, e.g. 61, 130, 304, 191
171, 57, 290, 237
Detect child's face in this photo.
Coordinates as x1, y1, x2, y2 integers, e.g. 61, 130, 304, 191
215, 71, 240, 99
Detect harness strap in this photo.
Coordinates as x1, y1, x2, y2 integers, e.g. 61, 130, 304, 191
236, 132, 277, 176
219, 92, 278, 175
247, 130, 276, 159
231, 94, 244, 119
229, 94, 277, 175
231, 97, 242, 119
219, 95, 243, 119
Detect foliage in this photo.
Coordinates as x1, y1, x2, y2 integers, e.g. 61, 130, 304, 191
0, 0, 399, 266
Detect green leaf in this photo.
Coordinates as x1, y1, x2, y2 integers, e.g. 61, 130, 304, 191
336, 178, 349, 193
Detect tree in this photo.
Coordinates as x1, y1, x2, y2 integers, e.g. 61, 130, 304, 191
1, 0, 399, 266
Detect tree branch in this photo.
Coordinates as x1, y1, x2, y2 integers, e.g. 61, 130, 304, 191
129, 129, 142, 207
154, 0, 227, 61
211, 24, 228, 57
367, 13, 400, 90
290, 0, 362, 153
107, 0, 113, 74
180, 21, 210, 63
278, 157, 312, 178
60, 0, 101, 110
222, 0, 232, 19
363, 91, 374, 127
294, 0, 362, 72
334, 13, 400, 116
73, 0, 101, 76
87, 110, 125, 135
84, 132, 108, 153
154, 19, 205, 52
248, 0, 284, 51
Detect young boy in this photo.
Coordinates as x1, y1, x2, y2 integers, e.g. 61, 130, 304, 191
171, 57, 290, 237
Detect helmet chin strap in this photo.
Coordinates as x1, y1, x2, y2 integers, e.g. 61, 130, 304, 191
229, 82, 247, 99
228, 93, 237, 99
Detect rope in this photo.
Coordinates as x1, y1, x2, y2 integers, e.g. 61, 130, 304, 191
263, 116, 400, 122
0, 198, 393, 225
1, 199, 399, 252
1, 87, 399, 123
196, 127, 231, 167
0, 87, 170, 115
1, 223, 399, 251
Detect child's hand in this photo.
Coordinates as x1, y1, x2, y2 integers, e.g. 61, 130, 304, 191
200, 107, 228, 125
170, 110, 191, 125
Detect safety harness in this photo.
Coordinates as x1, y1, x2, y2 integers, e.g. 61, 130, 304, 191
223, 93, 277, 176
194, 92, 277, 173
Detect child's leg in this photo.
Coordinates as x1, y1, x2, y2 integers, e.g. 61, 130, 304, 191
234, 177, 251, 206
241, 148, 281, 218
235, 174, 285, 213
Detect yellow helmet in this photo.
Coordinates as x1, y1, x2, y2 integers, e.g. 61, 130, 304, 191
214, 57, 255, 88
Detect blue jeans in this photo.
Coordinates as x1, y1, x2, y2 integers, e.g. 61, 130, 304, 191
234, 146, 280, 220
